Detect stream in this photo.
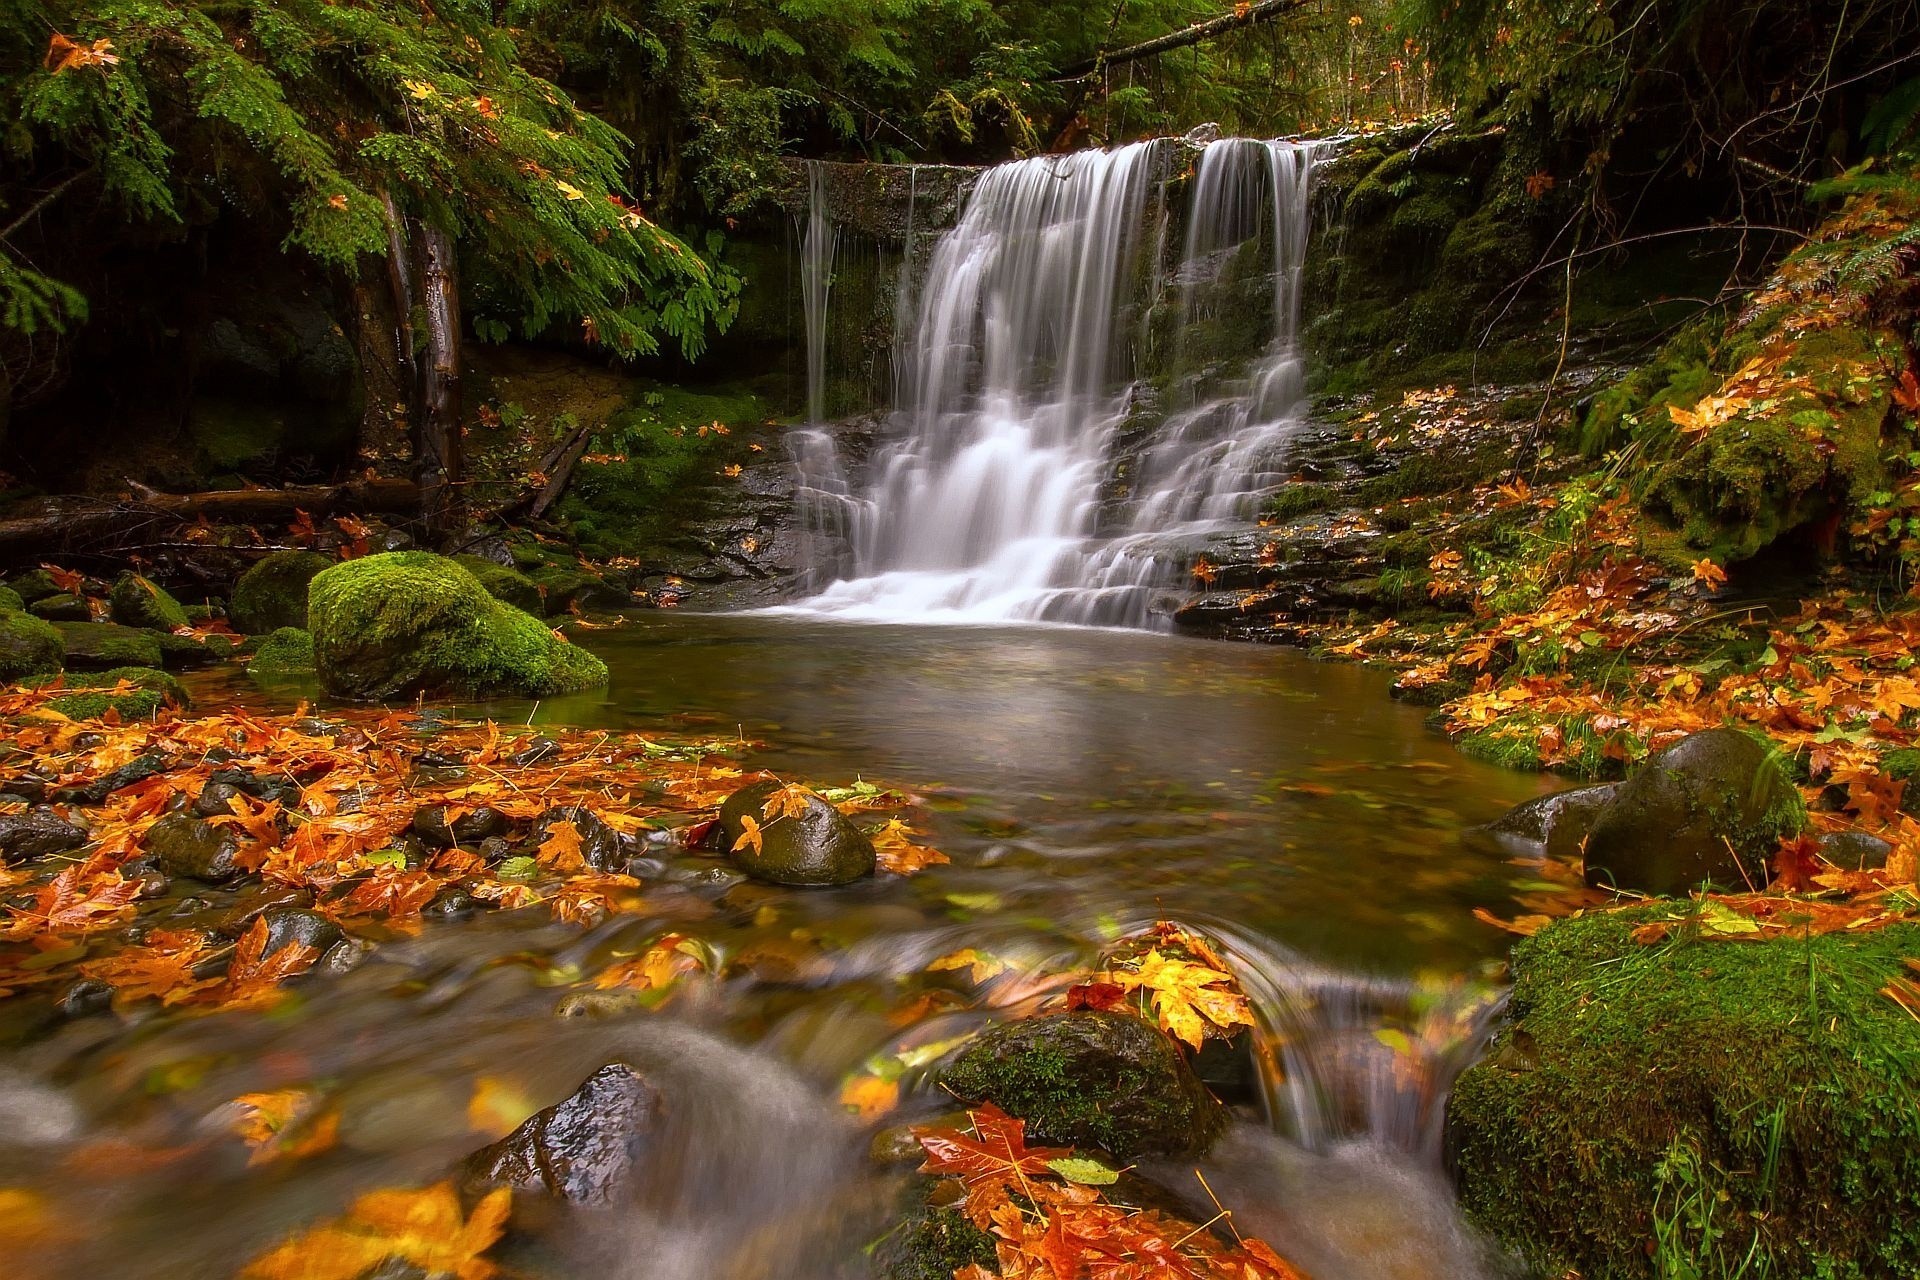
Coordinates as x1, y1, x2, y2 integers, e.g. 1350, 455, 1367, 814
3, 614, 1549, 1279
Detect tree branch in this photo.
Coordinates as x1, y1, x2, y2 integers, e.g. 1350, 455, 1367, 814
1050, 0, 1312, 82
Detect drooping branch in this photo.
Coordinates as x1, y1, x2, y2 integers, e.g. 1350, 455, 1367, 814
1049, 0, 1312, 82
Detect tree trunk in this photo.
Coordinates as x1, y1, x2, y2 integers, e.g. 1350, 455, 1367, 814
1050, 0, 1310, 81
411, 220, 466, 543
0, 479, 421, 558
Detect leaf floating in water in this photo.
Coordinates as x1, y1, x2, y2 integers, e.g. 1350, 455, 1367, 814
240, 1181, 511, 1280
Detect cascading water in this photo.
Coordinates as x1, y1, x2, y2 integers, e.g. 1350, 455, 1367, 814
789, 136, 1326, 626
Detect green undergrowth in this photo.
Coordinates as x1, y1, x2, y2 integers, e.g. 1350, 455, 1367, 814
1449, 909, 1920, 1279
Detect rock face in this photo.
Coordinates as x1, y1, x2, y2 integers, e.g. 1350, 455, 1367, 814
940, 1012, 1224, 1160
1581, 728, 1805, 895
307, 552, 608, 700
462, 1063, 659, 1205
0, 609, 64, 681
230, 550, 333, 634
0, 808, 89, 865
1448, 909, 1920, 1280
717, 779, 876, 887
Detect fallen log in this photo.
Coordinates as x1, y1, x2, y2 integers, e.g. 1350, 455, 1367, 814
0, 478, 421, 559
1050, 0, 1311, 81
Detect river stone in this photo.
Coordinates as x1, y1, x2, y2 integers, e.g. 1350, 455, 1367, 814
144, 812, 244, 883
1486, 783, 1619, 861
0, 608, 64, 681
940, 1011, 1225, 1159
1582, 728, 1806, 896
53, 753, 169, 805
717, 779, 876, 887
29, 594, 92, 622
1820, 829, 1892, 871
462, 1063, 659, 1205
52, 621, 163, 671
531, 806, 627, 872
411, 804, 508, 847
0, 807, 89, 864
258, 906, 345, 959
108, 573, 190, 631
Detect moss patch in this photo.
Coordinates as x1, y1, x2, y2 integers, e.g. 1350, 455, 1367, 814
246, 627, 316, 679
881, 1205, 997, 1280
108, 573, 189, 631
0, 608, 64, 681
23, 666, 189, 719
307, 552, 608, 700
230, 550, 333, 635
53, 622, 164, 671
1448, 909, 1920, 1279
452, 556, 545, 616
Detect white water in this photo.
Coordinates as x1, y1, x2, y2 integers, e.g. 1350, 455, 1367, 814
788, 136, 1325, 626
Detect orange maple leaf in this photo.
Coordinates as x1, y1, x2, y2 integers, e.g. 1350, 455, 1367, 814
239, 1181, 510, 1280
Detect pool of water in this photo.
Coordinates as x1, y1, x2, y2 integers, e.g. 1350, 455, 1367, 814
3, 615, 1550, 1279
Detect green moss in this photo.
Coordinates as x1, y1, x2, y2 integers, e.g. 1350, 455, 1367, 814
1264, 483, 1338, 521
1355, 443, 1510, 505
0, 608, 64, 681
307, 551, 608, 700
882, 1205, 997, 1280
108, 573, 190, 631
1449, 909, 1920, 1279
6, 569, 62, 605
53, 622, 164, 671
0, 586, 24, 612
23, 666, 189, 719
230, 550, 333, 634
452, 556, 545, 615
246, 627, 316, 679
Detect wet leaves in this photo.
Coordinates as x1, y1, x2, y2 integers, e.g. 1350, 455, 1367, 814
239, 1181, 510, 1280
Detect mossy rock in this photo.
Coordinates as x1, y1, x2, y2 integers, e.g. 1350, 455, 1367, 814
246, 627, 316, 679
53, 622, 164, 671
1582, 728, 1806, 895
0, 608, 63, 681
29, 593, 91, 622
1448, 909, 1920, 1279
880, 1205, 997, 1280
23, 667, 189, 719
6, 569, 62, 605
230, 550, 333, 634
0, 586, 23, 613
940, 1011, 1225, 1160
308, 551, 609, 700
453, 556, 546, 616
108, 573, 190, 631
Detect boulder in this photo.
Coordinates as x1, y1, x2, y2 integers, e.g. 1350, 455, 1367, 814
246, 627, 316, 679
717, 779, 876, 887
28, 594, 91, 622
412, 804, 508, 847
0, 609, 63, 681
0, 586, 25, 612
256, 906, 345, 960
940, 1011, 1224, 1159
52, 622, 163, 672
307, 552, 608, 700
230, 550, 332, 634
1581, 729, 1805, 896
453, 555, 546, 616
4, 570, 62, 606
0, 808, 89, 865
144, 812, 245, 882
462, 1063, 659, 1205
1820, 829, 1893, 871
1485, 783, 1619, 861
108, 574, 189, 631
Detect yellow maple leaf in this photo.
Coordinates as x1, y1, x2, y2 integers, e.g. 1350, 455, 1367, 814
1113, 949, 1255, 1050
466, 1076, 539, 1139
760, 783, 816, 823
536, 819, 586, 873
927, 948, 1008, 984
732, 813, 764, 857
240, 1181, 510, 1280
229, 1089, 340, 1166
555, 180, 585, 200
1691, 559, 1728, 588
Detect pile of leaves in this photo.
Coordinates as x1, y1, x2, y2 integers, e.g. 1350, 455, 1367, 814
0, 687, 943, 1018
913, 1102, 1306, 1280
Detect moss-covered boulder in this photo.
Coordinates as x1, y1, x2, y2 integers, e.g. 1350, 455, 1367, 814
717, 779, 876, 887
53, 622, 164, 671
22, 667, 188, 720
307, 551, 608, 700
6, 569, 63, 606
1582, 728, 1805, 896
29, 593, 91, 622
246, 627, 316, 679
1448, 909, 1920, 1279
453, 555, 546, 616
0, 609, 63, 681
0, 586, 25, 613
940, 1012, 1225, 1160
108, 573, 189, 631
230, 550, 333, 634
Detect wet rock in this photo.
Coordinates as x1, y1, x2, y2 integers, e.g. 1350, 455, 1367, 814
257, 907, 343, 959
423, 885, 489, 920
1582, 728, 1806, 896
1485, 783, 1620, 862
29, 593, 92, 622
940, 1011, 1225, 1159
554, 991, 642, 1019
53, 621, 163, 671
462, 1063, 659, 1205
55, 977, 115, 1019
206, 768, 304, 807
53, 753, 169, 805
531, 806, 627, 872
0, 807, 89, 864
216, 884, 315, 936
194, 781, 248, 819
717, 779, 876, 887
1820, 830, 1892, 872
510, 737, 561, 767
411, 805, 508, 847
144, 812, 244, 883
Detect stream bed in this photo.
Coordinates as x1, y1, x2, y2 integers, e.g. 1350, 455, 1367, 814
3, 615, 1552, 1280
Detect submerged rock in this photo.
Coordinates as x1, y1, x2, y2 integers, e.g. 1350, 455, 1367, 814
717, 779, 876, 887
0, 808, 89, 864
1581, 729, 1805, 895
231, 549, 333, 634
308, 552, 608, 700
462, 1063, 659, 1205
1448, 909, 1920, 1279
940, 1011, 1224, 1159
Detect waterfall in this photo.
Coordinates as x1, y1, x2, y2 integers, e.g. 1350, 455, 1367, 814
800, 161, 838, 427
790, 137, 1325, 627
